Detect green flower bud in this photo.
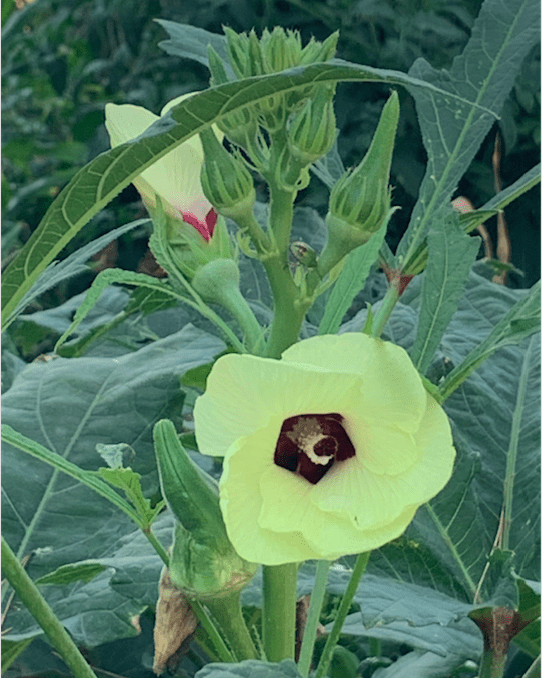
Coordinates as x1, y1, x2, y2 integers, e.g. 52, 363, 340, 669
192, 259, 264, 352
248, 29, 264, 76
224, 27, 250, 78
290, 241, 318, 268
199, 128, 256, 223
207, 44, 230, 87
317, 92, 399, 276
261, 27, 302, 71
328, 91, 399, 238
191, 258, 240, 302
217, 107, 260, 152
288, 88, 337, 165
299, 31, 339, 65
154, 419, 256, 599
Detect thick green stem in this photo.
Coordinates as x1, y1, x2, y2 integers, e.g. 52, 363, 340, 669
371, 284, 399, 339
1, 536, 98, 678
298, 560, 331, 677
260, 131, 308, 359
263, 257, 307, 358
477, 650, 507, 678
262, 563, 298, 661
205, 590, 259, 661
314, 552, 370, 678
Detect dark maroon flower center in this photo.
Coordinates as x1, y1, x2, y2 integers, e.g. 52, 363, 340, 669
274, 413, 356, 484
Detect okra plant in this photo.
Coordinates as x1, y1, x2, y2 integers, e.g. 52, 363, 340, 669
2, 1, 540, 677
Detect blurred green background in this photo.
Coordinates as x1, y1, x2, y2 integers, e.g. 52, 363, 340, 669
2, 0, 540, 306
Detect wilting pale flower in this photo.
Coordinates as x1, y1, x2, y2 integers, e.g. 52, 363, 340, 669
194, 333, 455, 565
105, 94, 220, 241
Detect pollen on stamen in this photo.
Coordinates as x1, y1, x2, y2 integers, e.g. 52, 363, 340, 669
274, 413, 356, 484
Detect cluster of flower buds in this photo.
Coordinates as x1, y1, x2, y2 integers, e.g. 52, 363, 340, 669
207, 27, 339, 139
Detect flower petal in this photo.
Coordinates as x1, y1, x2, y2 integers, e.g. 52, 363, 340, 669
283, 334, 427, 433
258, 458, 419, 560
345, 415, 420, 475
194, 353, 361, 458
220, 425, 321, 564
104, 100, 212, 220
105, 103, 158, 146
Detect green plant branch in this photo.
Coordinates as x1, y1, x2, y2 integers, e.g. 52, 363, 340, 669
2, 536, 98, 678
314, 551, 370, 678
298, 560, 331, 677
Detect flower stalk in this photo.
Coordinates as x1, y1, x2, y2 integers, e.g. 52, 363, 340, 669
370, 284, 400, 338
262, 563, 298, 661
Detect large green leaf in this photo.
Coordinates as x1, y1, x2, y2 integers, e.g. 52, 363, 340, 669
370, 647, 477, 678
438, 280, 540, 399
3, 219, 149, 331
398, 0, 540, 267
479, 163, 541, 213
1, 61, 494, 327
393, 275, 539, 599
